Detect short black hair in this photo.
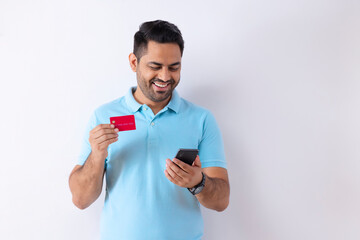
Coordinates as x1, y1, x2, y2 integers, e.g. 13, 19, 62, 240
133, 20, 184, 62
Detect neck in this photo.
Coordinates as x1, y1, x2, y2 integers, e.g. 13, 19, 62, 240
133, 87, 171, 115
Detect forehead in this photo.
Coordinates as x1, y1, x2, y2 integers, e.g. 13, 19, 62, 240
141, 41, 182, 64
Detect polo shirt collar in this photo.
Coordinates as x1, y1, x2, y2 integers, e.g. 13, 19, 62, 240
125, 87, 181, 114
166, 89, 181, 113
125, 87, 142, 113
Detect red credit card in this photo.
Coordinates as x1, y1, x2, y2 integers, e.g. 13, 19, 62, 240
110, 115, 136, 131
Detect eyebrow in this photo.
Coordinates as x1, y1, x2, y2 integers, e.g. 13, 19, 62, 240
148, 61, 181, 67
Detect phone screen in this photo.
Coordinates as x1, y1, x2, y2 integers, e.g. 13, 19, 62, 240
175, 149, 199, 165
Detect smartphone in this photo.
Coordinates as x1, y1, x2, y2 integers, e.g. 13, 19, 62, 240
175, 149, 199, 165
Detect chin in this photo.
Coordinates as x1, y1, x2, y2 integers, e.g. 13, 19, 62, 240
151, 91, 173, 102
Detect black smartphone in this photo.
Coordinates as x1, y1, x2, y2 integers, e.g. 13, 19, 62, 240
175, 149, 199, 165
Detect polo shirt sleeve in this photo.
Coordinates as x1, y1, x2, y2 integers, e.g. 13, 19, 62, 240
198, 111, 227, 169
77, 111, 98, 166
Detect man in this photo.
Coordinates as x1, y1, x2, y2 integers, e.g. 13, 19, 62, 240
69, 20, 230, 240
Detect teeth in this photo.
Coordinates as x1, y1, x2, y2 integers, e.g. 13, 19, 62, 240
154, 82, 168, 88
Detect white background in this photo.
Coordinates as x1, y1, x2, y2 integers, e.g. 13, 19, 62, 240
1, 0, 359, 239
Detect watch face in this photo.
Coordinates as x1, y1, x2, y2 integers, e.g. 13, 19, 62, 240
193, 185, 204, 195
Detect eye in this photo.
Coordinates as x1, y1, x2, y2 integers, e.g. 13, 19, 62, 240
169, 67, 179, 72
150, 66, 161, 70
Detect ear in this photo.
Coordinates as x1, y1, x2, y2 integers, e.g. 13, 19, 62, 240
129, 53, 138, 72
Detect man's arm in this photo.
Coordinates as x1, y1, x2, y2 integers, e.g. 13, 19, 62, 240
165, 156, 230, 212
195, 167, 229, 212
69, 152, 106, 210
69, 124, 119, 209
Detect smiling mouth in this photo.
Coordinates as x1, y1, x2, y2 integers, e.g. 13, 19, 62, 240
153, 82, 169, 88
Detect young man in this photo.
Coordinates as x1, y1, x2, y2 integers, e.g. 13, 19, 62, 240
69, 20, 230, 240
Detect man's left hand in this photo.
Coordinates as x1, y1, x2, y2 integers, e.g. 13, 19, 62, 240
164, 155, 203, 188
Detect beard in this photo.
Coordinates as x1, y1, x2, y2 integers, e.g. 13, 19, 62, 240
137, 73, 179, 103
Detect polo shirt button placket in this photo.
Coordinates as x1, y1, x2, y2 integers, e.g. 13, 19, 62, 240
148, 120, 157, 148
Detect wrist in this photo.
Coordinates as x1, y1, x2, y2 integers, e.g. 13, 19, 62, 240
90, 151, 107, 165
188, 172, 206, 195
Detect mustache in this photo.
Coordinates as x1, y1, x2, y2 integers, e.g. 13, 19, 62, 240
151, 78, 175, 84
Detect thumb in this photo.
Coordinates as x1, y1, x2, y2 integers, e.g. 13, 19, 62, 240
192, 155, 201, 168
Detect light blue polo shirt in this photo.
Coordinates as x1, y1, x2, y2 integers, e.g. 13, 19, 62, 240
78, 87, 226, 240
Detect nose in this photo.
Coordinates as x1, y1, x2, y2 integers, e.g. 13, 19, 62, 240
158, 68, 171, 81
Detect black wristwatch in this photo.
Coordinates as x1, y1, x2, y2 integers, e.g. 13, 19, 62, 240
188, 172, 206, 195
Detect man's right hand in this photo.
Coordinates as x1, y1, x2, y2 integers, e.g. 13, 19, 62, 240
89, 124, 119, 160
